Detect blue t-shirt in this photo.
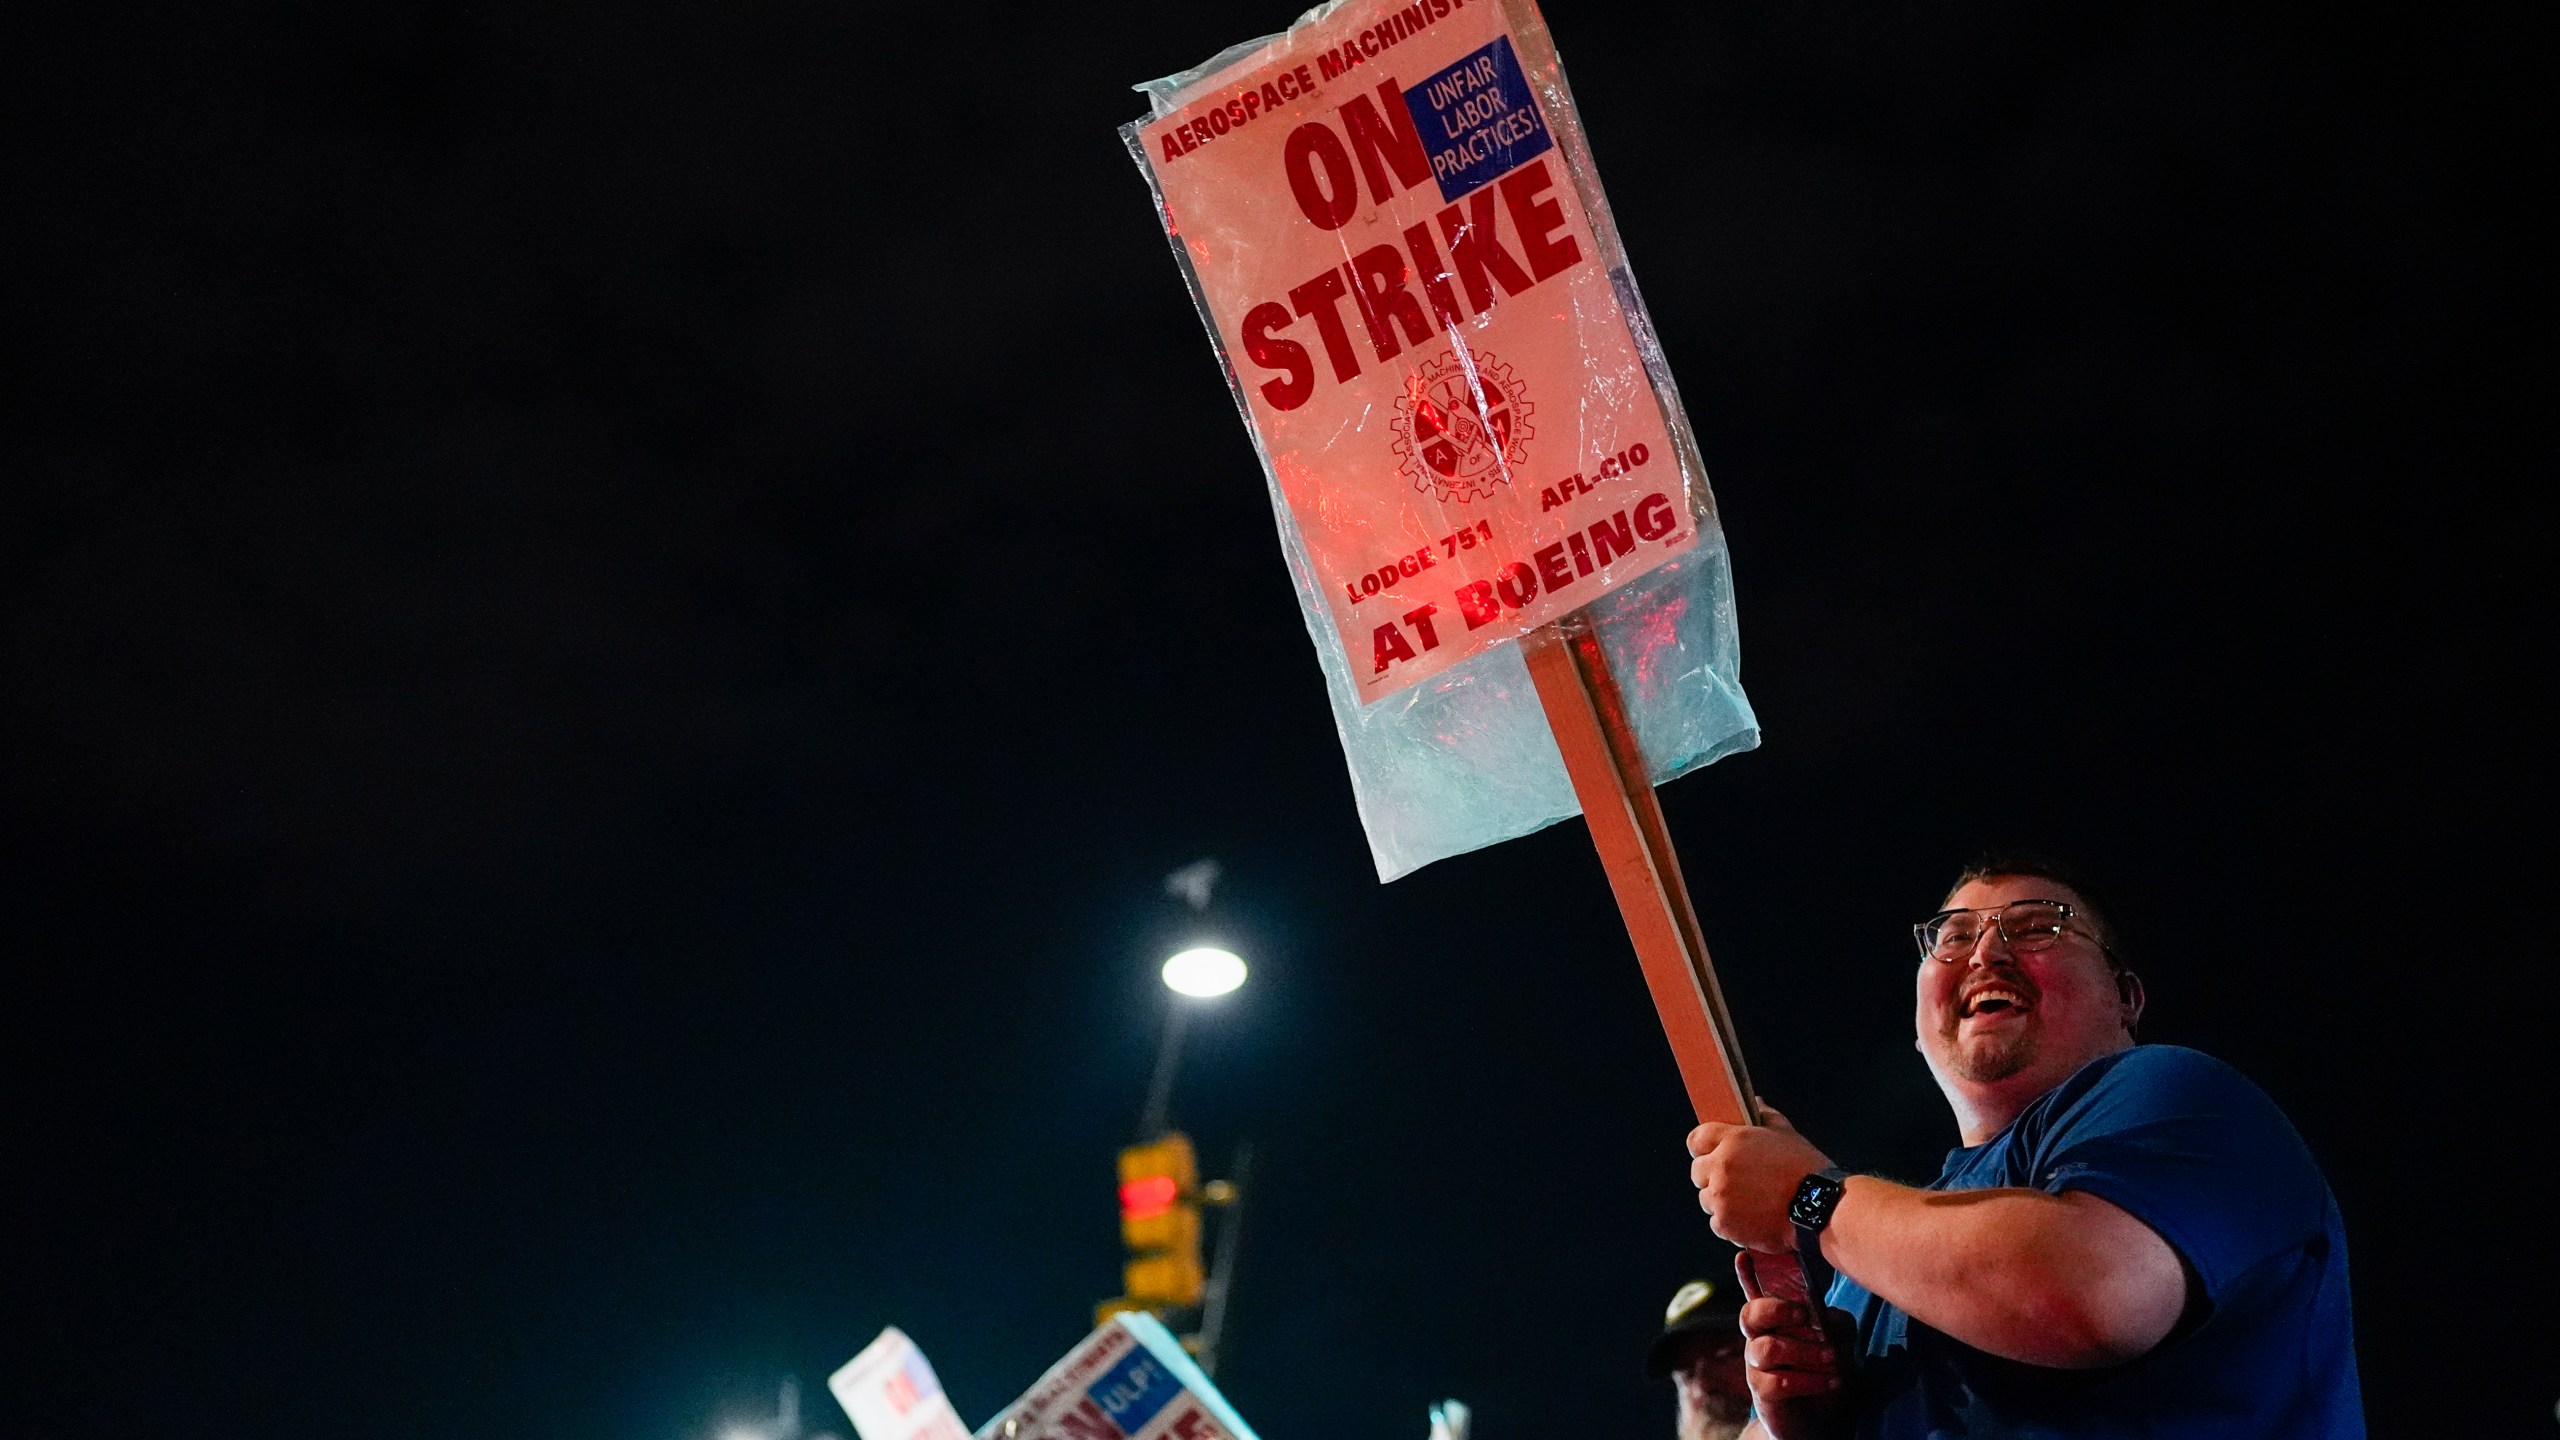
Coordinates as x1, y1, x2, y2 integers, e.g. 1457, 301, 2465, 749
1829, 1045, 2362, 1438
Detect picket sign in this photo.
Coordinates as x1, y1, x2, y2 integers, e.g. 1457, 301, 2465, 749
974, 1313, 1261, 1440
1128, 0, 1706, 699
832, 1328, 972, 1440
1125, 0, 1769, 1134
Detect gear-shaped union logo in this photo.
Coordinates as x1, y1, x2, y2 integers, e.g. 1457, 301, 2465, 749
1390, 349, 1535, 502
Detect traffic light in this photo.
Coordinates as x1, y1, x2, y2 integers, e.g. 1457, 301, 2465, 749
1106, 1131, 1203, 1317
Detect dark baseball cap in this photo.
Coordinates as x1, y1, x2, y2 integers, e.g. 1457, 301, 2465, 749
1644, 1279, 1744, 1378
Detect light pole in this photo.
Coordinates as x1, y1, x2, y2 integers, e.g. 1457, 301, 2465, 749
1099, 862, 1257, 1368
1097, 863, 1258, 1373
1139, 947, 1246, 1139
1133, 943, 1250, 1376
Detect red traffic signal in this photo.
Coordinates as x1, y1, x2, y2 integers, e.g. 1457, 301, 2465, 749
1120, 1174, 1179, 1220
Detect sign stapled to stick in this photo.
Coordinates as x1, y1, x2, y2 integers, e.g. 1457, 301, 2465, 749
1123, 0, 1759, 884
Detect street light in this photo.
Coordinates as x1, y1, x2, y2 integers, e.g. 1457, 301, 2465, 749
1162, 947, 1246, 998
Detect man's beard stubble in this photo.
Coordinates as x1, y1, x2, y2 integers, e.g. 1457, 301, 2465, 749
1943, 1019, 2039, 1083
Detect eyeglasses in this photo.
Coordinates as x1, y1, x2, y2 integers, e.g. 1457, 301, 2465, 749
1911, 899, 2091, 963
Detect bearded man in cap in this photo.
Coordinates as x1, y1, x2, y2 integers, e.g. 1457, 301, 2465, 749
1647, 1279, 1752, 1440
1682, 856, 2362, 1438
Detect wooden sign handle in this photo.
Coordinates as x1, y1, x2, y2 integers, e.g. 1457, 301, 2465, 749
1523, 615, 1762, 1128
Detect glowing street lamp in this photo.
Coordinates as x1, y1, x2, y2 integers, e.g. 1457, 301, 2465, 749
1162, 947, 1247, 998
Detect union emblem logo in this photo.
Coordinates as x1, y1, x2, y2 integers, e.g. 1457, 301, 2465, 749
1389, 348, 1535, 502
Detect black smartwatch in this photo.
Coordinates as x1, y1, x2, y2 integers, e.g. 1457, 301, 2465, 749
1788, 1166, 1852, 1234
1786, 1166, 1857, 1380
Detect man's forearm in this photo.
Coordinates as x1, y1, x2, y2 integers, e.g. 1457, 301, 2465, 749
1816, 1178, 2184, 1368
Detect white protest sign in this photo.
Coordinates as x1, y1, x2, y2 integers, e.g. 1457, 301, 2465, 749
973, 1313, 1260, 1440
830, 1328, 971, 1440
1128, 0, 1700, 699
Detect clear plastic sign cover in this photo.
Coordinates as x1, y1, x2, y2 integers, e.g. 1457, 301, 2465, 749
1125, 0, 1757, 879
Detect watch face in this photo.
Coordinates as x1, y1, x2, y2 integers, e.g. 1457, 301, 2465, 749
1788, 1172, 1846, 1229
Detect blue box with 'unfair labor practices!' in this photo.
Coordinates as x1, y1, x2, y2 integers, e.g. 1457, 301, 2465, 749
1401, 34, 1556, 201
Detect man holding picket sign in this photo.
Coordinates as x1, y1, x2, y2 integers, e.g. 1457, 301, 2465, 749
1126, 3, 2359, 1436
1686, 858, 2363, 1437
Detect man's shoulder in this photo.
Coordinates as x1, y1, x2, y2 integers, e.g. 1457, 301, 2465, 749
2020, 1044, 2303, 1150
2058, 1043, 2267, 1109
2017, 1040, 2324, 1178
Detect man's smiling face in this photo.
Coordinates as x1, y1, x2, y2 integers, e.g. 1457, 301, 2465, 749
1917, 873, 2135, 1108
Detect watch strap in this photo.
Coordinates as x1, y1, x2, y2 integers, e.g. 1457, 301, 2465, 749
1790, 1167, 1852, 1370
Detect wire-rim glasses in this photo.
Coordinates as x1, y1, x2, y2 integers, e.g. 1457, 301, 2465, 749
1912, 899, 2087, 963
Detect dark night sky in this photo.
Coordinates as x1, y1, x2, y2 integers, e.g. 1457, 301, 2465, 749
5, 2, 2545, 1437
